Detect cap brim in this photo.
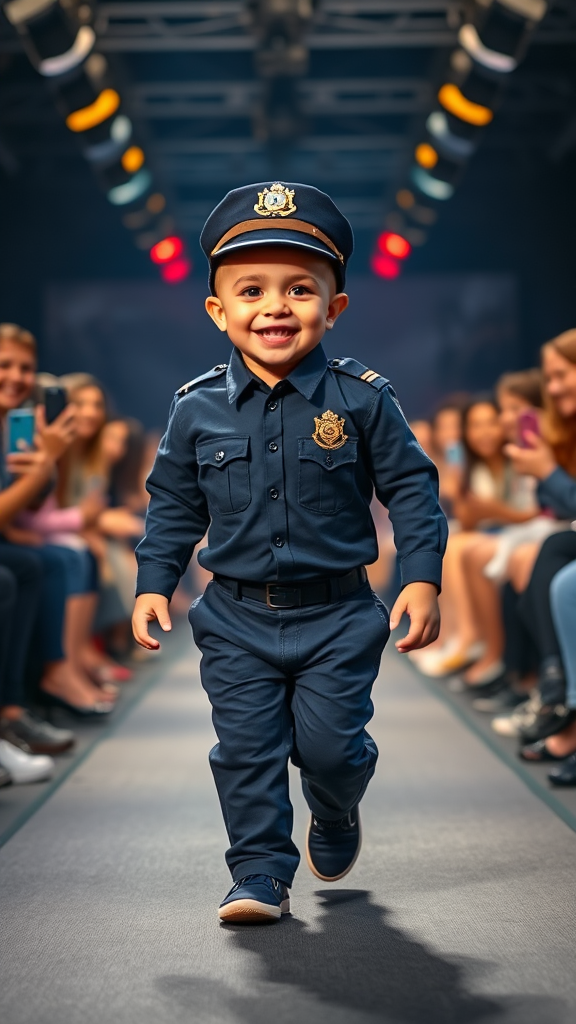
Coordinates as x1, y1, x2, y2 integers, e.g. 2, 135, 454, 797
210, 229, 342, 293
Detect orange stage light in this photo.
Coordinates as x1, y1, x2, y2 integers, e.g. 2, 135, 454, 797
150, 236, 184, 264
377, 231, 411, 260
415, 143, 439, 169
121, 146, 145, 173
437, 83, 493, 126
66, 88, 120, 132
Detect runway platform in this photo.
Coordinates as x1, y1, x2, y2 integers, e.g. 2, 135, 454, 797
1, 629, 575, 1024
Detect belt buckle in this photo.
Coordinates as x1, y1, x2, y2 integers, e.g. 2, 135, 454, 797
266, 584, 299, 609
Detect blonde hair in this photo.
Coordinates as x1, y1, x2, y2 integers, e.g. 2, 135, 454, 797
0, 323, 37, 358
541, 329, 576, 476
56, 374, 109, 506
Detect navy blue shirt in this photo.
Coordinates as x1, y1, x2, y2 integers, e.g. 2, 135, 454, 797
537, 467, 576, 520
136, 345, 447, 598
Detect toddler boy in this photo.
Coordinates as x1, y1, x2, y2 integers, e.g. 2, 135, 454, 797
133, 182, 447, 923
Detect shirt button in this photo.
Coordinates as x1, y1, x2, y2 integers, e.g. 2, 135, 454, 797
325, 454, 334, 467
268, 401, 278, 411
269, 488, 279, 500
274, 536, 284, 547
268, 442, 278, 452
215, 450, 225, 462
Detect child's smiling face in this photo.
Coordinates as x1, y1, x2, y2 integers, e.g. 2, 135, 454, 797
205, 246, 349, 386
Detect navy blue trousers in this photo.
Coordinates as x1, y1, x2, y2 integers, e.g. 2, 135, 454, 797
189, 579, 390, 886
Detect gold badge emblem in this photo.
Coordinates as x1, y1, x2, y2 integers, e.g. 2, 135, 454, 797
254, 182, 297, 218
312, 410, 348, 450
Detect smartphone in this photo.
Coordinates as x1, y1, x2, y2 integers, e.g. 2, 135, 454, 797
44, 385, 68, 424
6, 408, 35, 454
518, 409, 540, 448
445, 440, 464, 466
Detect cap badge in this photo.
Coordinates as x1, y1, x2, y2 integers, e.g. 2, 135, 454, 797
254, 183, 297, 218
312, 410, 348, 451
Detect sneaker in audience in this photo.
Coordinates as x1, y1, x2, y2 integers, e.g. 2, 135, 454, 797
410, 640, 485, 678
0, 739, 54, 784
473, 686, 530, 714
0, 712, 75, 755
491, 694, 541, 738
0, 763, 11, 787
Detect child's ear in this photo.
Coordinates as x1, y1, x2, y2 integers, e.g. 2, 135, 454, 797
325, 292, 349, 330
205, 296, 228, 333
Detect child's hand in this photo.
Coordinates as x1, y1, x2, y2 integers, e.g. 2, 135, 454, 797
390, 581, 440, 653
132, 593, 172, 650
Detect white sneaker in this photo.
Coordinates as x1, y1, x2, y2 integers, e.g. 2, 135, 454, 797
491, 694, 541, 738
0, 739, 54, 783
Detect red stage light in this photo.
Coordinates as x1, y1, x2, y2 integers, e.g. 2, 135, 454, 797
371, 253, 401, 280
161, 256, 192, 284
150, 236, 184, 264
377, 231, 411, 260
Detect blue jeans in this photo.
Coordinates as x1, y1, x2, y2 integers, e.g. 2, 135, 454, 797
550, 558, 576, 710
189, 579, 390, 886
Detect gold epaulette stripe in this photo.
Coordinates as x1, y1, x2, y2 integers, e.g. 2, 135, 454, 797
360, 369, 380, 383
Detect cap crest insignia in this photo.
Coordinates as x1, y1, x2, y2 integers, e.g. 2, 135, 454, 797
254, 183, 297, 218
312, 410, 348, 450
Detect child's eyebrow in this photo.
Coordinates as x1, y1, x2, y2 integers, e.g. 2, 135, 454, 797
232, 272, 320, 288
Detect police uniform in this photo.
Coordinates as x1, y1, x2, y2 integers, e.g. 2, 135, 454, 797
136, 182, 448, 890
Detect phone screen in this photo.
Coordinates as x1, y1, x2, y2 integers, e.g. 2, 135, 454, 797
6, 409, 36, 454
44, 386, 67, 425
518, 410, 540, 448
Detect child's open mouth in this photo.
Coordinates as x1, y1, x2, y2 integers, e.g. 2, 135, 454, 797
254, 327, 298, 345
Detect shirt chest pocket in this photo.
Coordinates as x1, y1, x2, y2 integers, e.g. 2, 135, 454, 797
196, 436, 251, 515
298, 438, 358, 514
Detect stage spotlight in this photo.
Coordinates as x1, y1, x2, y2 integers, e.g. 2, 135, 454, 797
83, 115, 132, 163
149, 236, 184, 265
146, 193, 166, 214
411, 166, 454, 201
107, 168, 151, 206
161, 257, 192, 284
426, 112, 476, 159
66, 87, 120, 132
121, 146, 145, 173
459, 0, 547, 74
371, 253, 401, 280
4, 0, 95, 77
396, 189, 415, 210
415, 143, 439, 170
378, 231, 411, 260
438, 82, 493, 126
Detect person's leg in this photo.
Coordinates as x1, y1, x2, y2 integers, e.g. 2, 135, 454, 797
291, 584, 389, 821
461, 537, 504, 684
0, 565, 18, 710
0, 546, 43, 711
546, 561, 576, 758
189, 582, 299, 887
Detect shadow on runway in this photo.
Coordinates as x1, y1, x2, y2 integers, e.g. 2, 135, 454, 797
156, 889, 568, 1023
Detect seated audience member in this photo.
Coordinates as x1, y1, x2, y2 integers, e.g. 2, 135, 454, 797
547, 555, 576, 784
493, 330, 576, 746
414, 396, 537, 679
429, 400, 465, 514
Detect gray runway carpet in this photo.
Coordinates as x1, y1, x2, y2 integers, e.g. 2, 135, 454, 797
1, 637, 575, 1024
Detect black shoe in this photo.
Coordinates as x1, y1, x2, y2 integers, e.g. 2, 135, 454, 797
519, 739, 565, 763
39, 691, 114, 718
473, 685, 528, 713
548, 752, 576, 786
306, 806, 362, 882
0, 764, 11, 788
519, 706, 576, 744
0, 713, 75, 755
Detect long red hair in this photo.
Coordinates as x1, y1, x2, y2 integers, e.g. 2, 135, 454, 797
541, 329, 576, 477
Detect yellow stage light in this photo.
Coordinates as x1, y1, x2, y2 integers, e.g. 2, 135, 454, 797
415, 143, 439, 169
396, 189, 415, 210
66, 88, 120, 133
121, 146, 145, 173
438, 83, 493, 127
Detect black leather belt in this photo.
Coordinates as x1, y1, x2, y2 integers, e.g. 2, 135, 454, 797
214, 566, 367, 609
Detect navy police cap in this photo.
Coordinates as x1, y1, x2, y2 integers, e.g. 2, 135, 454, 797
200, 181, 354, 293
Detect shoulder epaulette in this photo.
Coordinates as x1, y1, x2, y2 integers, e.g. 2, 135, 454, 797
176, 363, 228, 398
328, 357, 389, 391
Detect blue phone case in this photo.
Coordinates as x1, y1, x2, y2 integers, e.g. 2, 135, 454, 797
7, 409, 35, 454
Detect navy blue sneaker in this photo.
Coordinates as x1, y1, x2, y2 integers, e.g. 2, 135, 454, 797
306, 806, 362, 882
218, 875, 290, 923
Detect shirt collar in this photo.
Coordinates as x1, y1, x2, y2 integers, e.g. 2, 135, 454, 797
226, 344, 328, 404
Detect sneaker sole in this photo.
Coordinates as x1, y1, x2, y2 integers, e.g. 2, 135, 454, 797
218, 897, 290, 923
305, 813, 362, 883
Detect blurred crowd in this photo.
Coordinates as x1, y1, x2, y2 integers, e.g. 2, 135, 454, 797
2, 320, 576, 793
0, 322, 169, 788
401, 328, 576, 788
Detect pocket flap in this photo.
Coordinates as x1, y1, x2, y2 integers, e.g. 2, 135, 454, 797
196, 435, 250, 468
298, 437, 357, 470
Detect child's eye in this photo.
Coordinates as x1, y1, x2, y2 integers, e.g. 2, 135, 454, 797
289, 285, 311, 296
241, 287, 262, 298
